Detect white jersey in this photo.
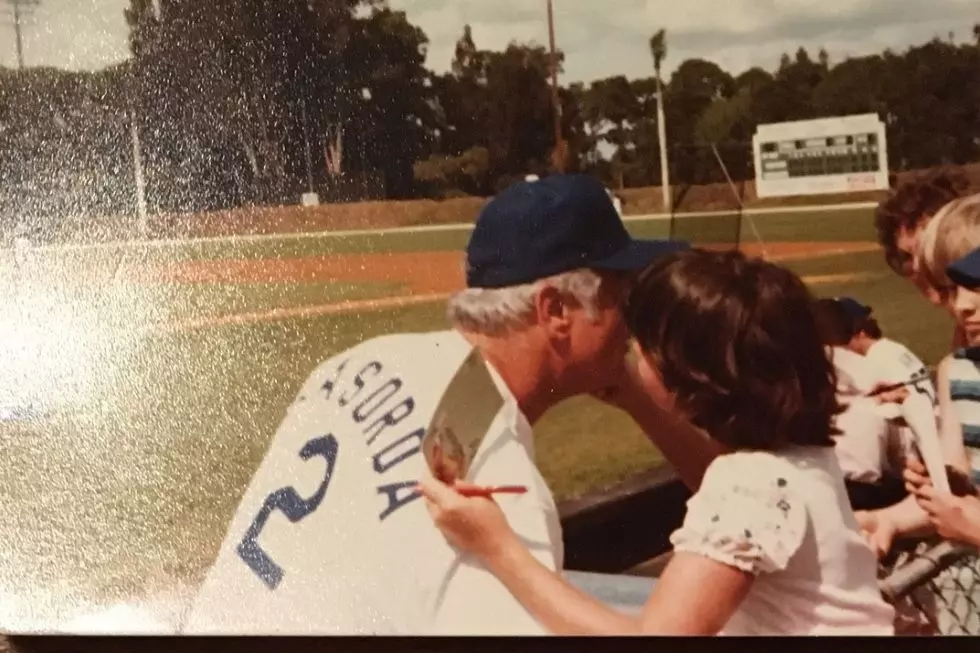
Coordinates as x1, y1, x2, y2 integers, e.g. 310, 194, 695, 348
180, 330, 562, 635
832, 397, 909, 483
828, 347, 912, 478
829, 347, 876, 396
864, 338, 936, 405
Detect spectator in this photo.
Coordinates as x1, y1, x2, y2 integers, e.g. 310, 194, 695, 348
812, 298, 909, 509
856, 195, 980, 555
874, 168, 970, 347
921, 194, 980, 477
420, 250, 895, 636
836, 296, 936, 405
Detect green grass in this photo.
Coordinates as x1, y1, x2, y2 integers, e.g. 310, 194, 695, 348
131, 279, 406, 324
23, 206, 879, 271
658, 206, 879, 245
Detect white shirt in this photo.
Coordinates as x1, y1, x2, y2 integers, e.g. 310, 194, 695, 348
830, 346, 877, 395
180, 330, 562, 635
832, 397, 911, 483
864, 338, 936, 405
670, 448, 895, 636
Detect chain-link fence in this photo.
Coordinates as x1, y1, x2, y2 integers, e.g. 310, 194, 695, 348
880, 538, 980, 635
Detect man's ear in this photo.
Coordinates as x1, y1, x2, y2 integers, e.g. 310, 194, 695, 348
534, 284, 572, 339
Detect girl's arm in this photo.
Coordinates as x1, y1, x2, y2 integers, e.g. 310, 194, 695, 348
936, 355, 970, 472
596, 354, 725, 492
484, 538, 751, 636
420, 455, 794, 636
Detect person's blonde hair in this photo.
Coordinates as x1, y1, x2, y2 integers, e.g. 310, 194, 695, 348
920, 193, 980, 291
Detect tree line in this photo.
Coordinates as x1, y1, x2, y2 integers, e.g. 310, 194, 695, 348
1, 0, 979, 227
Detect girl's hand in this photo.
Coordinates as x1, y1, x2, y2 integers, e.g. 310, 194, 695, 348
418, 477, 519, 561
592, 344, 677, 415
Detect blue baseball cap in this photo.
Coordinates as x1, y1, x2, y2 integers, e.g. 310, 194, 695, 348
465, 174, 688, 288
835, 296, 873, 320
947, 246, 980, 289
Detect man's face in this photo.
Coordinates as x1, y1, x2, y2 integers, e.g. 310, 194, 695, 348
894, 223, 922, 278
559, 272, 633, 393
897, 219, 948, 306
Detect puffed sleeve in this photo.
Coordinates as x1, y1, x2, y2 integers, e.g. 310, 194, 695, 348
669, 453, 809, 575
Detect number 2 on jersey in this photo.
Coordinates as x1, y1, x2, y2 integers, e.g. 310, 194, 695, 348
236, 435, 339, 589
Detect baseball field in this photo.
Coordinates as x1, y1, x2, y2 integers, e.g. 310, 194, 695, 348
0, 203, 957, 626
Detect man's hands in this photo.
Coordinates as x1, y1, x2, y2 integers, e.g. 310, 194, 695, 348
904, 458, 980, 547
865, 381, 910, 405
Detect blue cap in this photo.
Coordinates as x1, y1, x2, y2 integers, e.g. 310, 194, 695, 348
947, 246, 980, 289
835, 296, 873, 320
465, 174, 688, 288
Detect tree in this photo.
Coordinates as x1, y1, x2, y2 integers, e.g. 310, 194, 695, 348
649, 29, 667, 81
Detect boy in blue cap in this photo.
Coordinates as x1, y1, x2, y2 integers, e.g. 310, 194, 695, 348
834, 296, 935, 405
902, 244, 980, 549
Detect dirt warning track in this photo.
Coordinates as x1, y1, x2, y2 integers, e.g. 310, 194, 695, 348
125, 241, 880, 296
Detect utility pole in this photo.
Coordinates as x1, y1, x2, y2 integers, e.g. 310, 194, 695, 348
656, 76, 670, 212
546, 0, 565, 173
129, 107, 149, 239
1, 0, 40, 69
650, 29, 671, 212
301, 101, 315, 194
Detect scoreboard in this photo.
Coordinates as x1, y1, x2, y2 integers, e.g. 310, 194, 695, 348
752, 113, 890, 198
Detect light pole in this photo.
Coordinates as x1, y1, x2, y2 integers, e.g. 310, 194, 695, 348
650, 30, 671, 212
129, 107, 149, 238
546, 0, 565, 173
93, 97, 149, 238
656, 77, 670, 211
1, 0, 39, 70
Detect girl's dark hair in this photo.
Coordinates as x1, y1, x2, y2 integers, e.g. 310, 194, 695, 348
624, 249, 840, 451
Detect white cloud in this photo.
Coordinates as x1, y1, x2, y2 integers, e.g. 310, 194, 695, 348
2, 0, 975, 86
388, 0, 979, 83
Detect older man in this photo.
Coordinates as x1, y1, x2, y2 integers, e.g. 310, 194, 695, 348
178, 174, 716, 636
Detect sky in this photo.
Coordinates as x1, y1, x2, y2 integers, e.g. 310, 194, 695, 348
1, 0, 977, 83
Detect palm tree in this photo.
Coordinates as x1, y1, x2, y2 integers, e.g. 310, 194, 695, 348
649, 29, 670, 210
649, 29, 667, 80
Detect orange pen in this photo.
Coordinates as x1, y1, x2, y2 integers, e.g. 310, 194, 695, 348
456, 485, 528, 498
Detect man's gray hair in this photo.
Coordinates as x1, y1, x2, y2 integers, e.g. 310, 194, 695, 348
447, 268, 604, 337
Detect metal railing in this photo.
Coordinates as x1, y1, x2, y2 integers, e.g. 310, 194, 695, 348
879, 537, 980, 635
